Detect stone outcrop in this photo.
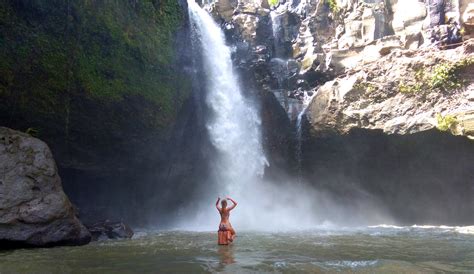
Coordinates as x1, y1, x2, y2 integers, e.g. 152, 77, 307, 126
0, 127, 91, 247
86, 220, 133, 241
307, 39, 474, 138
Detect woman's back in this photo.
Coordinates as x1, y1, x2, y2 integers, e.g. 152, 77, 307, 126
219, 208, 230, 223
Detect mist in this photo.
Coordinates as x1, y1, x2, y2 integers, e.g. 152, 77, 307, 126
165, 0, 393, 232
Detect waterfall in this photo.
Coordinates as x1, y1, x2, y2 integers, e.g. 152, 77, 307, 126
270, 10, 284, 58
187, 0, 269, 228
184, 0, 390, 230
295, 91, 314, 181
295, 106, 306, 181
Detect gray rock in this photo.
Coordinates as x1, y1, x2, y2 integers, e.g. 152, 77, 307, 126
87, 220, 133, 241
306, 41, 474, 137
0, 127, 91, 247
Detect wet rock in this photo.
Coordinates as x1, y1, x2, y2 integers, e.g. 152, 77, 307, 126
86, 220, 134, 241
0, 127, 91, 248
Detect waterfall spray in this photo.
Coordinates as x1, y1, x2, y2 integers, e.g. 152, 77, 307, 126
183, 0, 391, 230
186, 0, 271, 229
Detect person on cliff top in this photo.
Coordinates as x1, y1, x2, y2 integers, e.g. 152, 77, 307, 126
216, 197, 237, 243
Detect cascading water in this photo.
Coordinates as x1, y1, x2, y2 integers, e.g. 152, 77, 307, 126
184, 0, 391, 230
186, 0, 269, 228
295, 91, 317, 181
188, 0, 268, 191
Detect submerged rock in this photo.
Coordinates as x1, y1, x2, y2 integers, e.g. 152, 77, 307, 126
86, 221, 134, 241
0, 127, 91, 248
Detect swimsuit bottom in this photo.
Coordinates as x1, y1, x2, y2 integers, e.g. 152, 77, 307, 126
218, 224, 228, 232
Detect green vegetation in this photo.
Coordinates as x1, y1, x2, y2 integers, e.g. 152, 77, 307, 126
436, 113, 458, 132
325, 0, 339, 14
268, 0, 279, 7
430, 57, 473, 90
399, 57, 473, 94
354, 82, 377, 93
0, 0, 192, 137
399, 69, 425, 94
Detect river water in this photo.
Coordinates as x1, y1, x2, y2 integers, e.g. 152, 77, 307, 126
1, 226, 473, 273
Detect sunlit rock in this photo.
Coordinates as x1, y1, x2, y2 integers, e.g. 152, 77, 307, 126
306, 40, 474, 137
213, 0, 236, 21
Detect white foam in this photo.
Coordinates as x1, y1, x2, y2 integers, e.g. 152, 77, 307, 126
370, 224, 474, 234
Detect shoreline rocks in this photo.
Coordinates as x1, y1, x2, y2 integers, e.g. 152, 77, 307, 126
86, 220, 134, 241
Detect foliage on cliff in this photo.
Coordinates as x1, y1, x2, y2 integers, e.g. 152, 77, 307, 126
0, 0, 189, 125
0, 0, 191, 169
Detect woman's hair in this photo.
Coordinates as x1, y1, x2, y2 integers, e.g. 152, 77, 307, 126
221, 199, 227, 207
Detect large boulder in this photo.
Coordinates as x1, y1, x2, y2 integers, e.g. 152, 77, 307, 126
0, 127, 91, 247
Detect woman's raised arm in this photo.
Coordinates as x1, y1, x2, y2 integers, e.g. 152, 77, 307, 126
226, 197, 237, 210
215, 197, 221, 211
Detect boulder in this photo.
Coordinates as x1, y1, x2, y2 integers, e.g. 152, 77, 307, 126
232, 13, 260, 42
462, 3, 474, 26
392, 0, 426, 35
0, 127, 91, 247
213, 0, 236, 22
86, 220, 134, 241
462, 3, 474, 37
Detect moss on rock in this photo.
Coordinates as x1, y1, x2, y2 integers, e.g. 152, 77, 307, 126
0, 0, 192, 171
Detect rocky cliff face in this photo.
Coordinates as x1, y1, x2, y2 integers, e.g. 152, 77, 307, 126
207, 0, 473, 109
307, 41, 474, 138
0, 0, 209, 225
0, 127, 90, 247
0, 0, 191, 171
206, 0, 474, 138
205, 0, 474, 224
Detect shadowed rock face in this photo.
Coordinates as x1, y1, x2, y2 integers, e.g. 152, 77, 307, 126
0, 127, 91, 248
298, 127, 474, 225
0, 0, 210, 226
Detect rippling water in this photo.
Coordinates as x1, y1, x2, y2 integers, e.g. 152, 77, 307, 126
1, 226, 473, 273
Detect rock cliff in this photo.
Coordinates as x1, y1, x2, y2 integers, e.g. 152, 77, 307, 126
307, 40, 474, 138
203, 0, 474, 224
0, 0, 210, 225
206, 0, 474, 138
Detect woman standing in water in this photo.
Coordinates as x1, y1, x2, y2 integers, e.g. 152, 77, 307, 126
216, 197, 237, 244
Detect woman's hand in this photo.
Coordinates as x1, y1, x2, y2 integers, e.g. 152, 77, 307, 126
226, 197, 237, 210
215, 197, 221, 210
